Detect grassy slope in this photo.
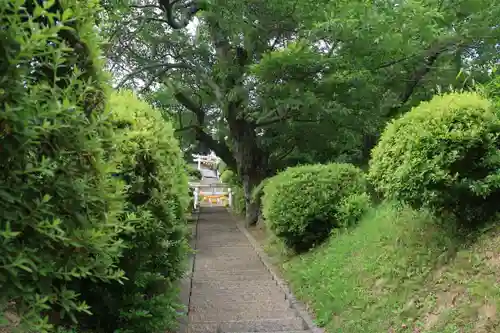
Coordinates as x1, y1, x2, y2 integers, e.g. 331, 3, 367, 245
271, 203, 499, 333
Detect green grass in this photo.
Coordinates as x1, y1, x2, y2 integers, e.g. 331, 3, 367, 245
268, 202, 499, 332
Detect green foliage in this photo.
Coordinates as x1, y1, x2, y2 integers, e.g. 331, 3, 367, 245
336, 192, 372, 227
484, 69, 500, 110
74, 90, 190, 333
280, 203, 488, 332
262, 163, 368, 252
186, 165, 202, 180
217, 160, 227, 174
220, 170, 245, 214
251, 178, 270, 203
0, 1, 127, 331
230, 186, 246, 216
369, 92, 500, 222
220, 169, 237, 184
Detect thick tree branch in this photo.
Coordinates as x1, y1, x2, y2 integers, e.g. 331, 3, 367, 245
174, 90, 205, 124
175, 125, 237, 170
158, 0, 203, 29
172, 90, 237, 170
386, 37, 464, 118
195, 129, 237, 171
255, 117, 318, 127
175, 125, 198, 133
116, 62, 190, 88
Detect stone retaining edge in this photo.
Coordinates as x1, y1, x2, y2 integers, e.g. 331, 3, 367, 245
229, 210, 324, 333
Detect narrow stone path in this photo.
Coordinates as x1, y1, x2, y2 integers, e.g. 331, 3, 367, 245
186, 207, 311, 333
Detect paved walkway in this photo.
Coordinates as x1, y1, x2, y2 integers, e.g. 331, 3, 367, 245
184, 207, 311, 333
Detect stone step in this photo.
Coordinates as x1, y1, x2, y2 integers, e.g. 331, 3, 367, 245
188, 318, 306, 333
225, 331, 310, 333
192, 278, 280, 291
196, 233, 248, 243
195, 255, 264, 268
194, 246, 256, 257
196, 228, 240, 234
195, 233, 247, 241
190, 283, 287, 303
189, 297, 290, 312
193, 269, 272, 281
196, 243, 253, 249
189, 300, 295, 322
197, 222, 238, 228
194, 257, 264, 271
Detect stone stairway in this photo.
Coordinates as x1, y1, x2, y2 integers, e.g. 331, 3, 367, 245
183, 207, 312, 333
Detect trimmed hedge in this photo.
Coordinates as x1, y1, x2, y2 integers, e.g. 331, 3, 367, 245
262, 163, 369, 253
75, 90, 190, 333
369, 92, 500, 222
1, 1, 127, 331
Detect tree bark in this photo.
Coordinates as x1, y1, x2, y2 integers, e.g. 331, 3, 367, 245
228, 118, 269, 226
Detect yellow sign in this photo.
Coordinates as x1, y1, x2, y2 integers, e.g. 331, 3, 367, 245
199, 194, 229, 206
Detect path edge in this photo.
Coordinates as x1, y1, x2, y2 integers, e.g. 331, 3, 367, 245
177, 208, 201, 333
229, 210, 324, 333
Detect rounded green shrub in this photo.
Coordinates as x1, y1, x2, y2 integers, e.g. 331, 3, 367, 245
220, 169, 237, 184
75, 90, 190, 333
1, 1, 127, 331
262, 163, 369, 252
369, 92, 500, 222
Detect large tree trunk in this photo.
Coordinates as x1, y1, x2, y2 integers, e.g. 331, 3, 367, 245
241, 159, 267, 226
230, 119, 269, 226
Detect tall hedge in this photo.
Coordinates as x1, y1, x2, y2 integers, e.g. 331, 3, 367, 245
74, 90, 190, 333
369, 92, 500, 222
262, 163, 370, 252
1, 1, 127, 331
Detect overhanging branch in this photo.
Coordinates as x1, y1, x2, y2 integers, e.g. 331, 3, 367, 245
175, 124, 237, 170
386, 37, 464, 118
172, 90, 237, 170
174, 90, 205, 124
116, 62, 190, 88
158, 0, 204, 29
255, 116, 318, 127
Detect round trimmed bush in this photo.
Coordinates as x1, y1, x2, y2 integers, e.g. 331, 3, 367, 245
262, 163, 369, 252
220, 169, 237, 184
369, 92, 500, 222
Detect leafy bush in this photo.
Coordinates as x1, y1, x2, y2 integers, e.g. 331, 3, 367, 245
219, 170, 246, 214
75, 90, 190, 333
1, 1, 127, 331
369, 92, 500, 222
251, 178, 270, 203
220, 169, 237, 184
485, 69, 500, 110
262, 163, 369, 252
230, 185, 246, 215
336, 192, 372, 227
186, 165, 202, 180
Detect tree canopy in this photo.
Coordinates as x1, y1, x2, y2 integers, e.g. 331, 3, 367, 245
104, 0, 500, 223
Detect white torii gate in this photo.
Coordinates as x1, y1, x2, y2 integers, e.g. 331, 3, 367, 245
189, 182, 232, 209
192, 152, 220, 171
190, 153, 228, 209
